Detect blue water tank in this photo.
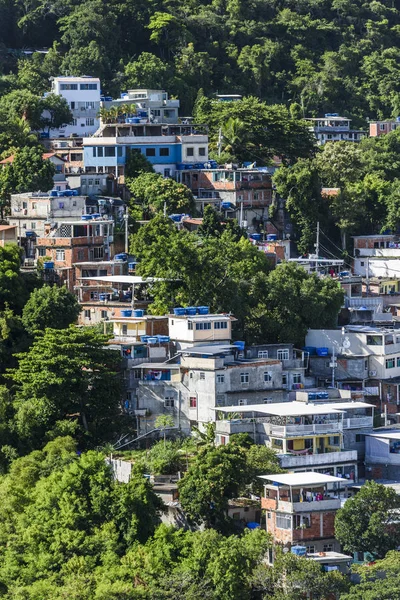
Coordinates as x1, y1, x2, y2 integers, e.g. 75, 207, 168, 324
173, 307, 186, 316
316, 347, 329, 356
81, 215, 93, 221
128, 262, 136, 270
57, 191, 65, 197
185, 307, 197, 315
43, 261, 54, 269
91, 213, 100, 219
115, 254, 127, 261
133, 309, 144, 317
234, 341, 245, 351
99, 293, 108, 301
169, 214, 183, 222
250, 233, 262, 241
121, 309, 132, 317
291, 545, 307, 557
71, 190, 79, 196
50, 190, 58, 197
140, 335, 149, 343
147, 337, 158, 344
303, 346, 316, 355
221, 201, 234, 210
132, 117, 140, 123
197, 306, 210, 315
25, 231, 36, 238
64, 190, 73, 197
266, 234, 277, 241
157, 335, 170, 343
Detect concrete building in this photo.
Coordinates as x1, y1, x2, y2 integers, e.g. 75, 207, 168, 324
83, 122, 208, 182
101, 89, 180, 124
369, 118, 400, 137
134, 344, 292, 436
305, 114, 367, 145
261, 472, 348, 555
0, 225, 17, 246
35, 218, 114, 290
353, 233, 400, 279
168, 311, 234, 350
365, 430, 400, 479
48, 76, 101, 137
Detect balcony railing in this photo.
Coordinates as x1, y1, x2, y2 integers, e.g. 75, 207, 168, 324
265, 422, 342, 437
279, 450, 357, 469
345, 416, 373, 429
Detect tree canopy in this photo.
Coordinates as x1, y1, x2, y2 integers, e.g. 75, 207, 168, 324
335, 480, 400, 559
22, 284, 81, 334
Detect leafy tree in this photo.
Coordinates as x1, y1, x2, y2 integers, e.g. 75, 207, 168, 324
178, 442, 248, 530
125, 148, 155, 181
39, 93, 73, 134
0, 245, 34, 312
251, 548, 349, 599
1, 145, 55, 196
8, 326, 124, 449
341, 551, 400, 600
335, 480, 400, 559
198, 204, 224, 237
22, 284, 80, 334
0, 89, 43, 130
155, 414, 175, 448
128, 172, 195, 216
125, 52, 169, 89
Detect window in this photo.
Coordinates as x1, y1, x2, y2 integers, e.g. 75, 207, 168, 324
200, 372, 205, 380
84, 309, 91, 319
294, 515, 311, 529
164, 169, 171, 177
188, 321, 193, 330
186, 147, 194, 157
195, 322, 211, 330
240, 372, 249, 384
31, 202, 37, 209
356, 434, 365, 442
94, 179, 100, 186
104, 147, 115, 157
276, 513, 291, 530
267, 512, 271, 519
153, 109, 161, 117
238, 399, 247, 406
70, 101, 75, 109
122, 324, 128, 336
380, 123, 386, 131
117, 147, 123, 157
85, 101, 95, 109
97, 147, 103, 157
329, 436, 340, 446
367, 335, 383, 346
164, 397, 175, 408
365, 359, 368, 370
189, 396, 197, 408
293, 373, 302, 384
216, 395, 225, 406
277, 349, 289, 360
216, 374, 225, 383
37, 247, 46, 257
323, 544, 333, 552
77, 250, 84, 260
214, 321, 228, 329
92, 147, 97, 157
159, 147, 169, 156
86, 118, 94, 127
101, 310, 108, 319
146, 148, 156, 157
133, 369, 141, 379
360, 261, 365, 266
93, 247, 104, 259
258, 350, 269, 358
397, 357, 400, 368
22, 201, 28, 209
264, 372, 272, 382
60, 83, 78, 90
199, 147, 206, 156
80, 83, 97, 90
254, 192, 259, 200
72, 118, 77, 126
56, 249, 65, 261
386, 358, 395, 369
30, 222, 36, 230
88, 179, 93, 186
282, 373, 288, 386
306, 545, 315, 554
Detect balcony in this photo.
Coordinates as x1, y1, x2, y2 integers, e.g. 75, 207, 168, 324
344, 416, 373, 429
263, 422, 342, 437
215, 420, 255, 435
281, 358, 306, 369
279, 450, 357, 469
261, 497, 341, 512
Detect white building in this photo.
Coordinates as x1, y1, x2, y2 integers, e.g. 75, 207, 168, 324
102, 89, 180, 124
168, 311, 234, 350
353, 234, 400, 279
49, 76, 101, 138
305, 114, 366, 145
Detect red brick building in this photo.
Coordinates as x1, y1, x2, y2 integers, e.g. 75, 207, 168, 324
369, 120, 400, 137
261, 472, 347, 556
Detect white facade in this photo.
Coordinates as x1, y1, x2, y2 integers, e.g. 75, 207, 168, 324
168, 314, 233, 349
49, 76, 100, 138
305, 114, 366, 145
102, 89, 180, 123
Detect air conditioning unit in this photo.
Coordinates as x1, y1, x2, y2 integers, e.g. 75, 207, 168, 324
369, 370, 377, 377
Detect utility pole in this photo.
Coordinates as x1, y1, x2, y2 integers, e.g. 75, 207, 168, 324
217, 128, 222, 158
330, 345, 337, 388
124, 206, 129, 254
315, 221, 320, 257
366, 257, 370, 295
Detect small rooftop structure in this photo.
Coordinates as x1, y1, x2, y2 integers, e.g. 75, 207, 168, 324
259, 472, 345, 487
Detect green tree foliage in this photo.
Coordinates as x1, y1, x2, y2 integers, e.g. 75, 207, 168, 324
0, 245, 37, 313
335, 480, 400, 559
8, 326, 124, 449
252, 548, 349, 599
125, 148, 155, 181
128, 172, 196, 217
125, 52, 169, 89
39, 93, 73, 133
341, 551, 400, 600
22, 284, 81, 334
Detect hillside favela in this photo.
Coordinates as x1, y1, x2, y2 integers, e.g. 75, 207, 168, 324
2, 2, 400, 599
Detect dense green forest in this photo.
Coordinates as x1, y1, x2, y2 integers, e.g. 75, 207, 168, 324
0, 0, 400, 118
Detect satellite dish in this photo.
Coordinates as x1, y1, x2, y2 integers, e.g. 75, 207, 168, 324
342, 337, 351, 349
